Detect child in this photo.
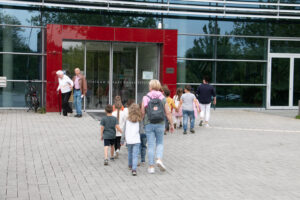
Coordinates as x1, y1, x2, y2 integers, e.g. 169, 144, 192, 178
173, 88, 183, 129
112, 96, 126, 158
121, 103, 142, 176
100, 104, 122, 165
139, 103, 147, 165
162, 85, 177, 134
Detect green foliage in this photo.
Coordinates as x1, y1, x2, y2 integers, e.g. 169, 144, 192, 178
296, 115, 300, 119
37, 107, 46, 114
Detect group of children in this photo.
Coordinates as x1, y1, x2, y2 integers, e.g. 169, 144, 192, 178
100, 96, 146, 176
100, 85, 203, 176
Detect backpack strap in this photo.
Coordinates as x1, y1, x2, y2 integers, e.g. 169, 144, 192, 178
147, 95, 152, 100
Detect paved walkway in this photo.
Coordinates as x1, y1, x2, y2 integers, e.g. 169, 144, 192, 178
1, 110, 300, 200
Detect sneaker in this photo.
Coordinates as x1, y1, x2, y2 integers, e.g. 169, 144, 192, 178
156, 160, 166, 172
76, 114, 82, 118
190, 129, 195, 134
183, 131, 187, 134
104, 159, 108, 165
199, 120, 203, 126
204, 124, 210, 128
110, 157, 115, 161
74, 114, 79, 117
132, 170, 137, 176
148, 167, 155, 174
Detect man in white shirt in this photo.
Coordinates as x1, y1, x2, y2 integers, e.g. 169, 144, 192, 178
56, 70, 74, 116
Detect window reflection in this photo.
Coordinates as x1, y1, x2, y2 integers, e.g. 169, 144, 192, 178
0, 54, 41, 80
216, 62, 266, 84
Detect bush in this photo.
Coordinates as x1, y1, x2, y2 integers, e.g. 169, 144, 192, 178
296, 115, 300, 119
37, 107, 46, 114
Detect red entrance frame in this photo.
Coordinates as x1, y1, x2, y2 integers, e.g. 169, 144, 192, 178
46, 24, 177, 112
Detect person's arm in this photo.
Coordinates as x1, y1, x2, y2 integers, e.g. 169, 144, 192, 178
57, 79, 61, 92
82, 75, 87, 96
141, 101, 146, 119
212, 87, 216, 105
116, 124, 122, 133
165, 103, 174, 133
66, 76, 74, 89
121, 121, 126, 145
100, 126, 104, 141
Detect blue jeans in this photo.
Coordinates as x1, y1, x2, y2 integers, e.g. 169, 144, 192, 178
183, 110, 195, 132
145, 123, 164, 166
127, 143, 140, 170
73, 89, 82, 115
140, 133, 147, 162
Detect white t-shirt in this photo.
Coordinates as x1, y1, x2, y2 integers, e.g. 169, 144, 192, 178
57, 75, 73, 94
112, 110, 126, 137
124, 120, 140, 144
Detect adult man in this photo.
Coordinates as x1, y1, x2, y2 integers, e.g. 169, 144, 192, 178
56, 70, 73, 116
196, 76, 216, 127
72, 68, 87, 118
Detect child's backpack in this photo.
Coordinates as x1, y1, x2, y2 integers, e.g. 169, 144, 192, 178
146, 95, 165, 124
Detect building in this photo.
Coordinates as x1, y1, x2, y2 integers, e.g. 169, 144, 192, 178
0, 0, 300, 111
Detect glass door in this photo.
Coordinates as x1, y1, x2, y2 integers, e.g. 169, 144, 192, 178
268, 56, 300, 108
270, 58, 290, 106
112, 43, 137, 105
294, 58, 300, 106
86, 42, 110, 109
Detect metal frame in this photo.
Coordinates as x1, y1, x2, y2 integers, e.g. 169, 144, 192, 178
2, 0, 300, 20
267, 38, 300, 109
178, 58, 267, 63
177, 83, 266, 86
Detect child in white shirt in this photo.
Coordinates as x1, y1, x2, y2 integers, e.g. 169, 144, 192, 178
121, 103, 142, 176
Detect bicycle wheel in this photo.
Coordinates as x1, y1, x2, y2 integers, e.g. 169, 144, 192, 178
32, 96, 39, 112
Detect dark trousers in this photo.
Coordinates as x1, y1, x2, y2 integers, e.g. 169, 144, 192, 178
114, 136, 121, 151
62, 91, 72, 116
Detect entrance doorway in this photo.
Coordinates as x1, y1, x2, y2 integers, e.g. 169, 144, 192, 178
267, 39, 300, 109
62, 41, 160, 111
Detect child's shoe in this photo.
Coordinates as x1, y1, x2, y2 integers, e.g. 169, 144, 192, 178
132, 170, 137, 176
148, 167, 155, 174
104, 159, 108, 165
156, 159, 166, 172
115, 149, 119, 158
199, 120, 203, 126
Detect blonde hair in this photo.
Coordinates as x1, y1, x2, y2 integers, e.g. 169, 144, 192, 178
128, 103, 142, 123
149, 79, 161, 91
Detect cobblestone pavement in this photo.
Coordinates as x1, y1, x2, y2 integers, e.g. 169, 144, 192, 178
1, 110, 300, 200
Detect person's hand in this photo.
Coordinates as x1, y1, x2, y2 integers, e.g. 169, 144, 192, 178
56, 90, 59, 95
169, 124, 174, 133
101, 136, 103, 141
213, 100, 216, 105
69, 85, 73, 89
81, 95, 84, 98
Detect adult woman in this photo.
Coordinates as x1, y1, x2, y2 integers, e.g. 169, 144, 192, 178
141, 79, 174, 174
56, 70, 74, 116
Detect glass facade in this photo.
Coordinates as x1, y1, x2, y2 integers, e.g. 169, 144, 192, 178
1, 1, 300, 109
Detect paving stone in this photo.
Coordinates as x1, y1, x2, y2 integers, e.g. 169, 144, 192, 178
1, 110, 300, 200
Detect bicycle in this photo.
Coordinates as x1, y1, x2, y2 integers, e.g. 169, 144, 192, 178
25, 81, 40, 112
